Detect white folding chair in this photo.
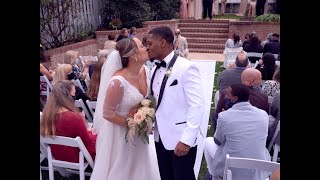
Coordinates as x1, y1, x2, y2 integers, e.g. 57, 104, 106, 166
223, 47, 243, 68
40, 148, 46, 180
84, 79, 90, 90
75, 99, 92, 122
40, 136, 95, 180
275, 61, 280, 66
40, 142, 69, 179
74, 79, 85, 93
214, 90, 220, 110
268, 120, 280, 162
273, 54, 279, 59
223, 154, 280, 180
86, 100, 96, 118
247, 52, 263, 68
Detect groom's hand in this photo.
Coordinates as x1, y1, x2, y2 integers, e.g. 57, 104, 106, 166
174, 141, 190, 156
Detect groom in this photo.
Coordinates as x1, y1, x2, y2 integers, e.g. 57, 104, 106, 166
146, 26, 205, 180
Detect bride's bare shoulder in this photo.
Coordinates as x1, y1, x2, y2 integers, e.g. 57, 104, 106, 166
113, 69, 125, 77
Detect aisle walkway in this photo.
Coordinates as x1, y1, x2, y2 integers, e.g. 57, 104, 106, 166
191, 60, 216, 179
189, 53, 224, 62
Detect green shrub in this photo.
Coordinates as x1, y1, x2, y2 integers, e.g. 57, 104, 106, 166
255, 14, 280, 22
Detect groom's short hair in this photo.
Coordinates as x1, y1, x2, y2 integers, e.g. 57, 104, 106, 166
148, 26, 174, 45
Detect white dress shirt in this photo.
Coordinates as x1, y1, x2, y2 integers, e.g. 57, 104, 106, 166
152, 51, 174, 104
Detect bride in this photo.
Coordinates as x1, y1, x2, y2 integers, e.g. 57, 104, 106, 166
90, 37, 161, 180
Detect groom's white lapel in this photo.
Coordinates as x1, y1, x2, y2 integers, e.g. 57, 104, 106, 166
151, 52, 204, 150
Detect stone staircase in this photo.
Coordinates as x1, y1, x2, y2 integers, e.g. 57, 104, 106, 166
178, 19, 230, 54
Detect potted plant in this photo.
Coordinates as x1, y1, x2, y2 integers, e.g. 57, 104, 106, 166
109, 18, 123, 30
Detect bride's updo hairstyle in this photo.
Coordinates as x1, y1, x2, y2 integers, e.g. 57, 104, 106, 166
116, 38, 138, 68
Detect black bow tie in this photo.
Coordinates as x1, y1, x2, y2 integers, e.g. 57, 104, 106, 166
155, 61, 167, 68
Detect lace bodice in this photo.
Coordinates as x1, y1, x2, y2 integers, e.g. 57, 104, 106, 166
106, 76, 144, 117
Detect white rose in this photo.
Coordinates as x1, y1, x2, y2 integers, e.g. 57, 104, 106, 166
147, 108, 155, 117
140, 107, 155, 117
140, 107, 149, 114
141, 99, 151, 107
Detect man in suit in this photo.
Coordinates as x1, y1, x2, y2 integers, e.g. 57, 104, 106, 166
146, 26, 205, 180
256, 0, 266, 16
203, 0, 214, 19
204, 83, 271, 180
174, 29, 189, 59
214, 68, 269, 130
218, 52, 249, 92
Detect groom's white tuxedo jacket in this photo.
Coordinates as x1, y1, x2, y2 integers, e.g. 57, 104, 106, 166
151, 51, 205, 150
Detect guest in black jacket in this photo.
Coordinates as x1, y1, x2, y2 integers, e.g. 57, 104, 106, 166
243, 34, 263, 63
116, 28, 128, 42
263, 33, 280, 55
255, 52, 277, 81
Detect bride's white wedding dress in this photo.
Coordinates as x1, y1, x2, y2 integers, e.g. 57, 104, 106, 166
90, 75, 161, 180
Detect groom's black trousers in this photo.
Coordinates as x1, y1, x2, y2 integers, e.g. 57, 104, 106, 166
155, 138, 197, 180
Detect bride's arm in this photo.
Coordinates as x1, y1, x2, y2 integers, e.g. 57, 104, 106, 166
139, 65, 149, 97
102, 79, 127, 127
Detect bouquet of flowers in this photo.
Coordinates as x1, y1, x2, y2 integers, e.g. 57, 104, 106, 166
126, 97, 156, 144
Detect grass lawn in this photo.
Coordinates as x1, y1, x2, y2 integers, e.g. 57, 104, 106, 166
213, 14, 242, 19
41, 62, 225, 180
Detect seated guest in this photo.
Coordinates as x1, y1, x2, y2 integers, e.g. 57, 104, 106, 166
40, 80, 96, 163
116, 28, 128, 42
218, 52, 249, 92
63, 50, 92, 91
225, 33, 242, 48
128, 27, 137, 38
53, 64, 89, 101
263, 33, 280, 55
242, 32, 251, 47
261, 33, 273, 48
240, 68, 269, 112
214, 68, 269, 130
256, 52, 277, 81
213, 52, 249, 130
267, 90, 280, 146
104, 34, 117, 50
87, 54, 107, 101
243, 34, 263, 63
89, 49, 109, 78
204, 84, 271, 180
261, 65, 280, 97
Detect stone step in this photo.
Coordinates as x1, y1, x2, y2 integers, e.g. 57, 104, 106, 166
188, 43, 225, 49
182, 32, 229, 38
189, 48, 224, 54
179, 23, 229, 28
179, 19, 230, 23
186, 37, 227, 44
179, 27, 229, 33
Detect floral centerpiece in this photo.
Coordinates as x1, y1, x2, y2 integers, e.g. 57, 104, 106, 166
126, 96, 156, 144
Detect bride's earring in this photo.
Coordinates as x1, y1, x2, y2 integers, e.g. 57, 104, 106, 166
135, 58, 138, 62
